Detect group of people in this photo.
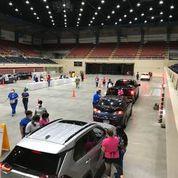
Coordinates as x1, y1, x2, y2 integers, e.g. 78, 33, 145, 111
102, 127, 128, 178
19, 100, 49, 138
95, 76, 114, 88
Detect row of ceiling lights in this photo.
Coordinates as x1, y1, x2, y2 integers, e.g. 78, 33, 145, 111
76, 1, 85, 27
62, 3, 68, 28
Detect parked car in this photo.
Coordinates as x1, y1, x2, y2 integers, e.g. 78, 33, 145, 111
3, 74, 17, 84
93, 95, 133, 127
0, 74, 4, 84
0, 119, 113, 178
14, 72, 32, 80
140, 73, 151, 81
107, 79, 140, 102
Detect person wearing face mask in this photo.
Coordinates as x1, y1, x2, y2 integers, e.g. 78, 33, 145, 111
19, 110, 33, 138
8, 89, 19, 117
34, 100, 47, 117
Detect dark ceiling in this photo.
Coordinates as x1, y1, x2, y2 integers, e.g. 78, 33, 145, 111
0, 0, 177, 30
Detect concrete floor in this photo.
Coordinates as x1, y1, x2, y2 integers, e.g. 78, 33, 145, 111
0, 75, 166, 178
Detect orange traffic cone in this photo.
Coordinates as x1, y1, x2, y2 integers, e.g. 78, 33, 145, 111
72, 89, 76, 97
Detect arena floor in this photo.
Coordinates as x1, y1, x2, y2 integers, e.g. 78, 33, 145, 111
0, 75, 166, 178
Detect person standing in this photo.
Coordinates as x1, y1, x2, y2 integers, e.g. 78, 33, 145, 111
136, 72, 139, 80
95, 76, 99, 87
8, 89, 19, 117
102, 129, 121, 178
21, 87, 29, 112
102, 77, 106, 87
80, 71, 84, 82
25, 115, 40, 135
115, 126, 128, 178
107, 79, 113, 88
39, 112, 50, 127
47, 74, 51, 87
34, 100, 47, 117
92, 90, 101, 107
19, 110, 33, 138
75, 76, 80, 89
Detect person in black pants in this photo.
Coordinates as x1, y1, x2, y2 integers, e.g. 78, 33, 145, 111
115, 126, 128, 178
22, 88, 29, 112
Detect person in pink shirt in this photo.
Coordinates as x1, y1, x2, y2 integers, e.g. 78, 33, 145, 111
39, 112, 49, 127
102, 129, 121, 178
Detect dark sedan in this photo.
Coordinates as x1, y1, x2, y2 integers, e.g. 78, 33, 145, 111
107, 79, 140, 102
93, 96, 132, 127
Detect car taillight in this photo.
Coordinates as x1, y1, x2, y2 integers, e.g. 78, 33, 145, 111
93, 108, 101, 113
114, 110, 124, 116
130, 90, 135, 95
0, 163, 12, 173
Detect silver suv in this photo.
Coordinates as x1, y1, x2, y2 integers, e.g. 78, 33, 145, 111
0, 119, 113, 178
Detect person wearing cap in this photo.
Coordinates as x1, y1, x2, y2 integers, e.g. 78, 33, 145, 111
8, 89, 19, 117
34, 100, 47, 117
21, 87, 29, 112
92, 90, 101, 107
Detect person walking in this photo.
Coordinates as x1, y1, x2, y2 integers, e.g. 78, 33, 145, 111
47, 74, 51, 87
75, 76, 80, 89
39, 112, 50, 127
19, 110, 33, 138
102, 77, 106, 87
8, 89, 19, 117
102, 129, 121, 178
80, 71, 84, 82
95, 76, 99, 87
92, 90, 101, 107
25, 115, 40, 135
114, 126, 128, 178
21, 87, 29, 112
136, 72, 139, 80
34, 100, 47, 117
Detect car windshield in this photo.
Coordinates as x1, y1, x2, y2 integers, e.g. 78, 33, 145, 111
4, 146, 61, 176
115, 80, 135, 87
99, 98, 122, 107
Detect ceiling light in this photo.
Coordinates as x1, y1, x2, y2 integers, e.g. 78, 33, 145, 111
98, 6, 101, 10
46, 5, 49, 9
149, 7, 153, 11
48, 11, 51, 14
63, 10, 66, 13
79, 13, 82, 16
53, 23, 55, 26
33, 12, 37, 15
78, 18, 80, 21
137, 3, 141, 7
43, 0, 47, 2
88, 24, 91, 26
160, 19, 163, 22
107, 15, 111, 19
130, 9, 133, 13
63, 4, 66, 7
101, 0, 105, 4
124, 14, 127, 18
160, 11, 163, 15
9, 2, 13, 6
37, 17, 40, 20
112, 10, 115, 14
129, 21, 132, 24
141, 13, 144, 16
25, 0, 30, 4
51, 19, 54, 22
151, 16, 154, 19
64, 15, 67, 18
30, 7, 33, 10
64, 19, 67, 21
92, 17, 95, 20
119, 18, 122, 22
115, 22, 118, 25
80, 8, 83, 12
144, 20, 147, 23
159, 0, 164, 5
77, 21, 79, 24
134, 17, 138, 21
117, 4, 120, 8
101, 23, 104, 26
81, 1, 85, 5
170, 5, 174, 9
90, 20, 93, 23
77, 24, 79, 27
169, 15, 173, 18
95, 12, 98, 15
50, 15, 52, 18
15, 8, 19, 12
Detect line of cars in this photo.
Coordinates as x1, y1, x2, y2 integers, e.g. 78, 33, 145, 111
0, 73, 31, 84
93, 79, 141, 128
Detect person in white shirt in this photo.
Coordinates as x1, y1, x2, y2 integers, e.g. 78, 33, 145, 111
25, 115, 40, 135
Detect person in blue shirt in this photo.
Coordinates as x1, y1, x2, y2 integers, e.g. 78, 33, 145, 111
19, 110, 33, 138
92, 90, 101, 106
21, 87, 29, 112
8, 89, 19, 117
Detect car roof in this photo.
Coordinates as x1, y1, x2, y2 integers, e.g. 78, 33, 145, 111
102, 95, 124, 102
17, 120, 96, 154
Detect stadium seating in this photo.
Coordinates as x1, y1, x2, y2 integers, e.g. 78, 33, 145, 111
113, 42, 140, 58
67, 43, 93, 58
140, 42, 166, 58
89, 43, 116, 58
